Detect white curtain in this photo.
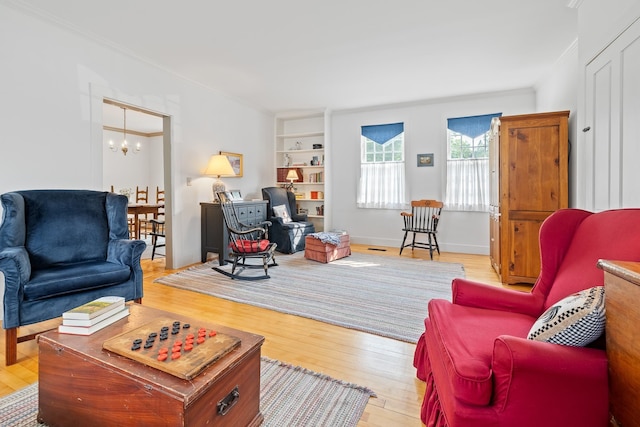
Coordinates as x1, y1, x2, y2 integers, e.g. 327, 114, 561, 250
357, 162, 408, 209
444, 158, 489, 211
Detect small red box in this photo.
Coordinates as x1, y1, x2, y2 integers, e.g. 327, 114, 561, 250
304, 233, 351, 263
310, 191, 319, 199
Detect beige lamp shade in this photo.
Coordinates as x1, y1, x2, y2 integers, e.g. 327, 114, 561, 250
204, 154, 235, 201
204, 154, 235, 177
286, 169, 298, 182
285, 169, 298, 191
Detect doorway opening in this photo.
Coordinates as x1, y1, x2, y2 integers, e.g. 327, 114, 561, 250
102, 99, 172, 266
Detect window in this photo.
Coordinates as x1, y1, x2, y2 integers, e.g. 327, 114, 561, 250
357, 122, 408, 209
445, 113, 501, 212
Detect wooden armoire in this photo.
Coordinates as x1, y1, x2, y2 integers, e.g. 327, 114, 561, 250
489, 111, 569, 285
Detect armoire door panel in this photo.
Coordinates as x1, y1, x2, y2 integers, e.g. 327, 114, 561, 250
505, 126, 562, 212
507, 218, 543, 283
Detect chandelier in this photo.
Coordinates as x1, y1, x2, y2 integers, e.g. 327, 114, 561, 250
108, 107, 141, 156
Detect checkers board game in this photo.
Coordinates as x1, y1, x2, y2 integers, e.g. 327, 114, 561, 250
103, 317, 241, 380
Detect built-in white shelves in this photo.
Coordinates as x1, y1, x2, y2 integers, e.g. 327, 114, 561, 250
275, 112, 328, 231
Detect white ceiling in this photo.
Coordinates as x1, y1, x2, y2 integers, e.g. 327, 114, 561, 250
17, 0, 578, 131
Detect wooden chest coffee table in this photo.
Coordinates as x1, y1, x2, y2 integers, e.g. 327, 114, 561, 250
37, 304, 264, 427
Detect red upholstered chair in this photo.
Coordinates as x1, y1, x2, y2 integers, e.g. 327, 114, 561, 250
414, 208, 640, 427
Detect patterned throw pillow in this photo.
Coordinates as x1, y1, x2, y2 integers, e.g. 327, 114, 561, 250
527, 286, 605, 347
273, 204, 292, 223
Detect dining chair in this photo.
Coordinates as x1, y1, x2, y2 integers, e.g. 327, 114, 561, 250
146, 187, 166, 258
149, 218, 165, 260
136, 186, 149, 203
156, 187, 165, 220
135, 186, 150, 238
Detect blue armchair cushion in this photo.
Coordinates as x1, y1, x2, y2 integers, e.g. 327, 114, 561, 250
25, 260, 131, 300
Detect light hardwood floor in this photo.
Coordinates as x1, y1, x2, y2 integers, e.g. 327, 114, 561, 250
0, 244, 520, 426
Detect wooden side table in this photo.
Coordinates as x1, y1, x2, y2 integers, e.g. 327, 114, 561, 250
598, 260, 640, 427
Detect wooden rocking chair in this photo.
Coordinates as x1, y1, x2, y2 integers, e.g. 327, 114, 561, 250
400, 199, 443, 259
213, 192, 277, 280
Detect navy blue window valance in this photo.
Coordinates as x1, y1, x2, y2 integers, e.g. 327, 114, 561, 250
447, 113, 501, 139
361, 122, 404, 145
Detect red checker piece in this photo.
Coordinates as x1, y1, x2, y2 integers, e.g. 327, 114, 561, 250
157, 353, 168, 362
158, 347, 169, 354
171, 352, 181, 360
184, 344, 194, 351
197, 337, 205, 344
174, 340, 183, 346
186, 333, 194, 340
209, 330, 217, 337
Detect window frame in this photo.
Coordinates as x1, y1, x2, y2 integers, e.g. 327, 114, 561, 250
357, 123, 408, 210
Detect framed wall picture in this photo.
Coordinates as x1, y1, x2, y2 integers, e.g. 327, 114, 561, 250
220, 151, 243, 177
417, 153, 434, 167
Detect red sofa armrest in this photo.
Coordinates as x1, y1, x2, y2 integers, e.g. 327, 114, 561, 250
491, 335, 608, 427
451, 278, 544, 317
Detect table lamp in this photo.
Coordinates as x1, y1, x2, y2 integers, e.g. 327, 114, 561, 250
204, 154, 235, 201
286, 169, 298, 191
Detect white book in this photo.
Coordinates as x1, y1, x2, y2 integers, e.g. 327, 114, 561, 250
62, 296, 125, 320
58, 307, 130, 335
63, 304, 130, 327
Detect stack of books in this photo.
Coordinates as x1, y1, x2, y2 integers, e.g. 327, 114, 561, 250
58, 296, 130, 335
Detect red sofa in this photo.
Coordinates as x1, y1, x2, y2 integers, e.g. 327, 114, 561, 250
414, 208, 640, 426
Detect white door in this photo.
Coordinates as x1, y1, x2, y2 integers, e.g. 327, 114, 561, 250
584, 18, 640, 210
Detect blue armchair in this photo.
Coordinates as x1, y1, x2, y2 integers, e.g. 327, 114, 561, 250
262, 187, 315, 254
0, 190, 146, 365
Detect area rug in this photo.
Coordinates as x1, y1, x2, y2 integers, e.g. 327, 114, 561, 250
0, 357, 375, 427
155, 252, 464, 343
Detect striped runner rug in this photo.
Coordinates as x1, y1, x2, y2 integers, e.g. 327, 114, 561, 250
155, 251, 464, 343
0, 357, 375, 427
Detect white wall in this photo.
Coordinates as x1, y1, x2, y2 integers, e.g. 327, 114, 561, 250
0, 4, 274, 268
330, 90, 535, 255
